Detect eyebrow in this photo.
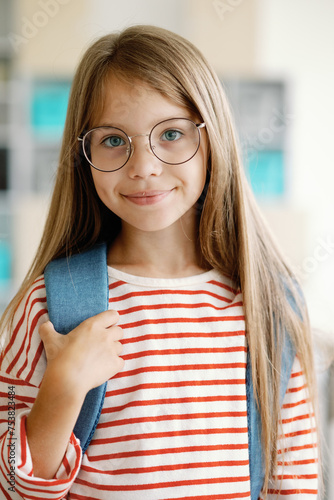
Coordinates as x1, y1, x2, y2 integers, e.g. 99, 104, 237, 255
93, 115, 197, 130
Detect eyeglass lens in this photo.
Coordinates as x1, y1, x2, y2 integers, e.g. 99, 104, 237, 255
82, 118, 201, 172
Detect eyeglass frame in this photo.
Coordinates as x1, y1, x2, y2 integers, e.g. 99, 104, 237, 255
77, 118, 206, 173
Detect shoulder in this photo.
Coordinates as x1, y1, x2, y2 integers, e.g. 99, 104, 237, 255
13, 276, 48, 331
1, 276, 48, 385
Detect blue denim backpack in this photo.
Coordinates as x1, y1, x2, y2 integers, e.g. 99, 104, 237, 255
44, 242, 296, 499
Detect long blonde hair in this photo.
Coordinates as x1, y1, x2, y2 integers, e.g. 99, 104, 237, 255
1, 25, 316, 494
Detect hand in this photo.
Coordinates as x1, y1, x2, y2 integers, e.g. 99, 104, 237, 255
39, 310, 124, 397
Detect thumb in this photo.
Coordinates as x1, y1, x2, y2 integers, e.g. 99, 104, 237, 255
39, 321, 68, 361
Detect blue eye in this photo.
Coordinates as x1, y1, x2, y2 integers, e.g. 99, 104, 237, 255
162, 129, 183, 142
103, 135, 126, 147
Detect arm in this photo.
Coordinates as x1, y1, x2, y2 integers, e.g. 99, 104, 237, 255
26, 312, 124, 479
0, 278, 124, 499
25, 358, 85, 480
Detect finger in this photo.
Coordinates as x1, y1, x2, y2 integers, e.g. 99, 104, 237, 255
91, 309, 120, 327
114, 341, 123, 356
109, 326, 124, 340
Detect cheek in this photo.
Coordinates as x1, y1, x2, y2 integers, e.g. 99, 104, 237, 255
179, 160, 207, 214
91, 170, 117, 206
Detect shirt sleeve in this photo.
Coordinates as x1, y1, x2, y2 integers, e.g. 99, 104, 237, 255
0, 277, 82, 500
260, 356, 318, 499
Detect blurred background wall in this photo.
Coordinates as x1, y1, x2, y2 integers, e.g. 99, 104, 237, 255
0, 0, 333, 497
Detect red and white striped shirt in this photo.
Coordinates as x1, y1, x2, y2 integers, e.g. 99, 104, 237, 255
0, 267, 318, 499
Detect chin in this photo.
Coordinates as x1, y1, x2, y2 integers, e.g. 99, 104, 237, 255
123, 214, 186, 234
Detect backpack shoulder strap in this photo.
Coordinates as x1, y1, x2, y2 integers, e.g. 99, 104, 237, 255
247, 334, 296, 500
247, 278, 301, 498
44, 242, 109, 453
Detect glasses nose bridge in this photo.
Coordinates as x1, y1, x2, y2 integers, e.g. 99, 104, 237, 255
129, 132, 149, 139
128, 131, 153, 158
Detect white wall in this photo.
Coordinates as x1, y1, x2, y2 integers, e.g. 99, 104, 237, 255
255, 0, 334, 347
85, 0, 189, 39
13, 0, 190, 75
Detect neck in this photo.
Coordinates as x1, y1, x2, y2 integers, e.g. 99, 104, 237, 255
107, 219, 206, 278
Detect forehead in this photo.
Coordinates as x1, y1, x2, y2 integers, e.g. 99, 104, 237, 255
92, 74, 194, 131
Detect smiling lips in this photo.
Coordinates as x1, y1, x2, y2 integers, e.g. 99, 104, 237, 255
123, 190, 173, 205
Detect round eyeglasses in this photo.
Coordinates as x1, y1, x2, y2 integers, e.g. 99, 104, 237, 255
78, 118, 206, 172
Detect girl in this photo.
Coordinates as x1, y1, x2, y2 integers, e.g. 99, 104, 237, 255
0, 25, 318, 499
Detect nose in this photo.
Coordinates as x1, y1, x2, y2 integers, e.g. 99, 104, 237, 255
126, 135, 163, 179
